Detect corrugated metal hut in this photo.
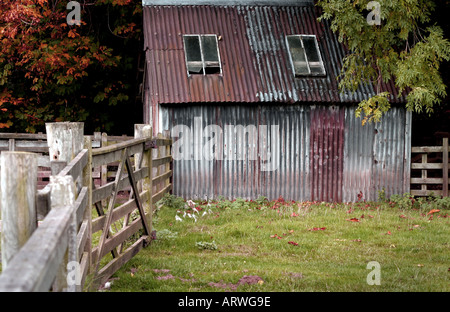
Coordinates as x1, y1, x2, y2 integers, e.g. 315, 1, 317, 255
141, 0, 412, 202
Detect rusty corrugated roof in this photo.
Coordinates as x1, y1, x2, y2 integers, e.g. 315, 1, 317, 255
143, 4, 405, 106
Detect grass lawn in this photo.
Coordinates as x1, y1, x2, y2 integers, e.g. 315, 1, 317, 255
103, 194, 449, 292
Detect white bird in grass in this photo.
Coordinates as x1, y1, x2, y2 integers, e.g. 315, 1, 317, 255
186, 199, 196, 209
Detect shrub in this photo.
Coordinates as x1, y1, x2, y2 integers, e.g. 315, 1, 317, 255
195, 241, 218, 250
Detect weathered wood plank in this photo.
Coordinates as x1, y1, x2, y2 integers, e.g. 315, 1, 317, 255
411, 146, 443, 153
92, 167, 148, 203
411, 190, 443, 196
411, 163, 443, 169
152, 184, 172, 204
56, 149, 88, 181
410, 178, 443, 184
92, 143, 144, 167
0, 152, 38, 268
49, 175, 77, 292
152, 138, 172, 147
443, 138, 449, 197
152, 155, 172, 167
99, 217, 143, 259
79, 251, 89, 292
152, 170, 172, 186
46, 122, 84, 163
94, 236, 146, 288
0, 206, 71, 291
92, 190, 150, 234
74, 187, 88, 228
77, 220, 89, 262
0, 133, 47, 140
94, 149, 127, 273
92, 137, 146, 156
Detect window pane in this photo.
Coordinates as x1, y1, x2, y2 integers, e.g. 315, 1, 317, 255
201, 35, 219, 62
302, 36, 320, 62
184, 36, 202, 62
287, 36, 309, 76
302, 36, 325, 75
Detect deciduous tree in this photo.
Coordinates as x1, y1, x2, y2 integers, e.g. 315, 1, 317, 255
0, 0, 142, 133
317, 0, 450, 124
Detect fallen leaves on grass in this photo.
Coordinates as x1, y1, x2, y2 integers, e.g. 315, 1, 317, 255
271, 230, 295, 239
346, 218, 360, 222
427, 209, 440, 215
208, 275, 264, 291
153, 269, 171, 273
156, 274, 176, 280
288, 241, 299, 246
308, 227, 326, 231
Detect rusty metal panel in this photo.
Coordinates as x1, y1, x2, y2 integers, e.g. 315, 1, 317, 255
309, 105, 345, 202
142, 4, 406, 120
166, 104, 410, 202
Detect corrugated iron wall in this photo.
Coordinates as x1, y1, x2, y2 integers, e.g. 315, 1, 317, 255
167, 104, 311, 201
310, 105, 345, 202
162, 105, 410, 202
163, 104, 411, 202
143, 4, 412, 202
342, 107, 412, 202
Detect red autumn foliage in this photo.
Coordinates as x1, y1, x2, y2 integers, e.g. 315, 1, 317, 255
0, 0, 142, 133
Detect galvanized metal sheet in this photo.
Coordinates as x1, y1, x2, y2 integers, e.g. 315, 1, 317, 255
165, 104, 311, 201
342, 106, 412, 202
165, 104, 410, 202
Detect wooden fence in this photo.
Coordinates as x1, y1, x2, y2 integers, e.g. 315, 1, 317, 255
410, 137, 449, 197
0, 132, 134, 191
0, 123, 172, 291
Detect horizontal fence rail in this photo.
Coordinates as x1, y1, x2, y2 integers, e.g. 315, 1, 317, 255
410, 138, 449, 197
0, 123, 173, 291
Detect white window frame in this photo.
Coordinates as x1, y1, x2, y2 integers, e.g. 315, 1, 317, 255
183, 34, 222, 76
286, 35, 326, 77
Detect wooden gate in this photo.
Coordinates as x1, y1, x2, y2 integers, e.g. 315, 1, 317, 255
0, 123, 172, 291
411, 137, 449, 197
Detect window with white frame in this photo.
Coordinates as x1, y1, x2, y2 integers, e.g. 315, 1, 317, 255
286, 35, 326, 77
183, 34, 221, 75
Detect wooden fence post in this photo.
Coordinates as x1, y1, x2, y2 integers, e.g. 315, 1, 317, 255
49, 175, 76, 292
45, 122, 84, 291
134, 125, 153, 227
46, 122, 84, 163
443, 138, 449, 197
0, 152, 38, 269
82, 136, 93, 278
101, 132, 108, 209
